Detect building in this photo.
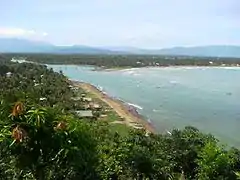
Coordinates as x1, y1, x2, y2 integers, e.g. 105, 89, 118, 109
89, 102, 101, 110
82, 97, 92, 102
81, 93, 86, 97
11, 58, 27, 63
6, 72, 12, 77
71, 87, 79, 91
75, 110, 93, 118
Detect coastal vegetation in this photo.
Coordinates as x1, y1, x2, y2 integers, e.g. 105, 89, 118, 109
1, 57, 240, 179
3, 53, 240, 68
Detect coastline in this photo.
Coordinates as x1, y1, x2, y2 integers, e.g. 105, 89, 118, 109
91, 65, 240, 72
71, 80, 156, 134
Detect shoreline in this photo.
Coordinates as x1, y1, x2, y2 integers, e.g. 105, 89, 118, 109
71, 80, 156, 134
89, 65, 240, 72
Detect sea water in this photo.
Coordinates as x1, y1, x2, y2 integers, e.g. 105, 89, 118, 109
49, 65, 240, 147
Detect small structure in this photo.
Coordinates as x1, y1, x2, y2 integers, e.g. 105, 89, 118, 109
71, 87, 79, 91
100, 114, 107, 118
39, 97, 47, 101
89, 102, 101, 110
6, 72, 12, 78
81, 93, 86, 97
82, 97, 92, 102
75, 110, 93, 118
11, 58, 27, 64
71, 97, 81, 101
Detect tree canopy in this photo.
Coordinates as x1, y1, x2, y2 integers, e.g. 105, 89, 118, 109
3, 53, 240, 68
0, 57, 240, 179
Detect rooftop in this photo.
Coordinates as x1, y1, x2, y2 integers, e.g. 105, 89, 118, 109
75, 110, 93, 117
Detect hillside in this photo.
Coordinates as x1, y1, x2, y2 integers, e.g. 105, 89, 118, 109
0, 57, 240, 179
0, 38, 114, 54
0, 38, 240, 57
157, 46, 240, 58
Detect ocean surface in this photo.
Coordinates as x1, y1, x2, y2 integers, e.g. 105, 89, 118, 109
48, 65, 240, 147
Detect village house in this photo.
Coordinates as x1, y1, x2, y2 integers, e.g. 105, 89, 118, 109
81, 93, 86, 97
6, 72, 12, 78
11, 58, 27, 64
89, 102, 101, 110
39, 97, 47, 101
75, 110, 93, 118
82, 97, 92, 102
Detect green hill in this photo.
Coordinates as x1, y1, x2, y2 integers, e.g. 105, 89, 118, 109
0, 56, 240, 179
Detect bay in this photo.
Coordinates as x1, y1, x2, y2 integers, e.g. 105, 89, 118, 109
49, 65, 240, 147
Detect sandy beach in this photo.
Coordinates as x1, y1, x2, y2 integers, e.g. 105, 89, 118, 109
72, 81, 156, 134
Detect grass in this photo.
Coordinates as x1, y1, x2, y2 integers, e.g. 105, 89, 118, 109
109, 123, 130, 136
100, 111, 121, 122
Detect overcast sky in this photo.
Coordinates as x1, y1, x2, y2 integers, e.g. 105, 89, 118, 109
0, 0, 239, 48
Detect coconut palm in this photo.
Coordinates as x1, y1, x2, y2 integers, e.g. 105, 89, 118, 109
26, 108, 47, 127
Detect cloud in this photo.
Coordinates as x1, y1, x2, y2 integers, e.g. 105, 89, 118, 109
0, 27, 48, 37
42, 32, 48, 36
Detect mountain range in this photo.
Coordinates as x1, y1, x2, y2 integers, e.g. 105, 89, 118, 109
0, 38, 240, 58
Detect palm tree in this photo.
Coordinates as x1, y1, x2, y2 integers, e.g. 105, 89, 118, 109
26, 108, 47, 127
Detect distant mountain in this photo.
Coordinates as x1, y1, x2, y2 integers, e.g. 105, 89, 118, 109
0, 38, 114, 54
0, 38, 240, 57
100, 45, 240, 57
102, 46, 144, 54
0, 38, 54, 53
156, 46, 240, 58
52, 45, 115, 54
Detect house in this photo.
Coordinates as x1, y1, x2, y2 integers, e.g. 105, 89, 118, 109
81, 93, 86, 97
89, 102, 101, 110
6, 72, 12, 77
71, 97, 81, 101
75, 110, 93, 118
82, 97, 92, 102
100, 114, 107, 118
39, 97, 47, 101
11, 58, 27, 64
71, 87, 79, 91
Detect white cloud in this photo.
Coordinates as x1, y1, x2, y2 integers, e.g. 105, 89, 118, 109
42, 32, 48, 36
0, 27, 48, 37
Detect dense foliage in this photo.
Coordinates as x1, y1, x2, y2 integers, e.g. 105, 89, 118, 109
0, 58, 240, 179
4, 53, 240, 68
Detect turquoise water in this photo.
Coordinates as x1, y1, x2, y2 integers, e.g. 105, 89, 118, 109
49, 65, 240, 147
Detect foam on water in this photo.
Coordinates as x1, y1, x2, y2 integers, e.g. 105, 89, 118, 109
127, 103, 143, 110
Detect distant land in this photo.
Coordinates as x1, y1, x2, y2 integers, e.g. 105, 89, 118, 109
0, 38, 240, 58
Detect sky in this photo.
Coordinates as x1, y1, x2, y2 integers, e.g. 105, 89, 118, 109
0, 0, 239, 48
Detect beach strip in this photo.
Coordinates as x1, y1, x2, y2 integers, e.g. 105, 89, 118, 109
72, 81, 156, 134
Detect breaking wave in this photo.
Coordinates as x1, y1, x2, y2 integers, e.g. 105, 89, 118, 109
127, 103, 143, 110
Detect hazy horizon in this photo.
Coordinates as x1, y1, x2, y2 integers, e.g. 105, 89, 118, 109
0, 0, 239, 48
